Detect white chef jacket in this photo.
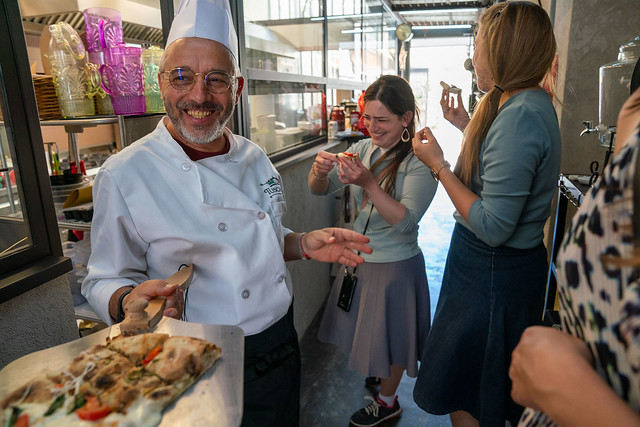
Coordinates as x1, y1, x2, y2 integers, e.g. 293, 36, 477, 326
82, 119, 293, 336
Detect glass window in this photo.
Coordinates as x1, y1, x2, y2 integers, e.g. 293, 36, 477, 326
361, 1, 397, 82
0, 86, 31, 258
326, 0, 395, 83
243, 0, 324, 76
1, 0, 71, 302
248, 80, 326, 156
381, 8, 397, 76
327, 0, 365, 81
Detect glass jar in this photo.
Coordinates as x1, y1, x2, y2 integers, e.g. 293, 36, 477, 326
599, 36, 640, 144
47, 22, 96, 118
142, 46, 165, 113
331, 106, 345, 131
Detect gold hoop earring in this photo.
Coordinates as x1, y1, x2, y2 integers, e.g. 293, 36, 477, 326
401, 127, 410, 142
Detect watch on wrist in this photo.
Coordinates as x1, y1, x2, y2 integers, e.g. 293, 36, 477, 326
116, 287, 134, 322
430, 160, 451, 182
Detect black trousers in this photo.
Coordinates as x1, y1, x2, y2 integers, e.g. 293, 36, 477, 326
241, 305, 300, 427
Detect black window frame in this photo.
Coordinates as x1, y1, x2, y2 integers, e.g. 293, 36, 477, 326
0, 0, 72, 304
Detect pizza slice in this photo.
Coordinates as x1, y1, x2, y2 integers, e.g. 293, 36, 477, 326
143, 335, 221, 386
440, 80, 462, 94
0, 333, 221, 427
107, 332, 170, 365
0, 377, 61, 427
336, 152, 358, 162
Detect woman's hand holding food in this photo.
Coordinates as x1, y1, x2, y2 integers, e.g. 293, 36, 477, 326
412, 127, 445, 171
440, 88, 470, 132
336, 153, 375, 189
313, 150, 338, 178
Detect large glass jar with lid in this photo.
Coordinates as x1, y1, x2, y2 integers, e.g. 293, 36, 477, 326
599, 35, 640, 145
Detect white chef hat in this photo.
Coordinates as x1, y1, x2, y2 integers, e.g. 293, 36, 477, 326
165, 0, 238, 60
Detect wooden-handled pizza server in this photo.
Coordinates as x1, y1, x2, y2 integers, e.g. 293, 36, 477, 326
119, 264, 194, 335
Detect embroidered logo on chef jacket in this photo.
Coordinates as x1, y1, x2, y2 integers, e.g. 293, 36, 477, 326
260, 176, 282, 198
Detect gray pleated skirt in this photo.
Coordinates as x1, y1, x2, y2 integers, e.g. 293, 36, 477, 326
317, 253, 430, 378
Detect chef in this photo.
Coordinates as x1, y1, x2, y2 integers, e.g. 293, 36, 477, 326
81, 0, 372, 425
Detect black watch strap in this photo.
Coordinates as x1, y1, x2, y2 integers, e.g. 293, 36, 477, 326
116, 288, 134, 323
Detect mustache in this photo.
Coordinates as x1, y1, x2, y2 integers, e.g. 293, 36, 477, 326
177, 101, 224, 112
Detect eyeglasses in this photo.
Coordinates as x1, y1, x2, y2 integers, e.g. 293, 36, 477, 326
163, 67, 235, 94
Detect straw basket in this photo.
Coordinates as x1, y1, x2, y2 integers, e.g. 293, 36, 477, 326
33, 74, 62, 120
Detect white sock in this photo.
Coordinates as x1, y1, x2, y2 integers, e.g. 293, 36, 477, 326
378, 393, 396, 407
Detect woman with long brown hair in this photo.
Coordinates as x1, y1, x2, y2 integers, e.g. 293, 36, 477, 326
309, 75, 437, 426
411, 2, 561, 426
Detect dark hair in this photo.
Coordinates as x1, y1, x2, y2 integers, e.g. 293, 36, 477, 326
363, 75, 419, 196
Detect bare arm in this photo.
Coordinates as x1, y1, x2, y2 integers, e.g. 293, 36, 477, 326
510, 326, 640, 427
412, 127, 478, 222
614, 86, 640, 156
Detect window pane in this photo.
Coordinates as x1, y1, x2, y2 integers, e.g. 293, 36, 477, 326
381, 8, 397, 76
248, 80, 326, 155
243, 0, 324, 76
0, 70, 32, 259
327, 15, 363, 80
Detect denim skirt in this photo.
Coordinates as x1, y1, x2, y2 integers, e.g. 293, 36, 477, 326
413, 223, 547, 427
318, 253, 430, 378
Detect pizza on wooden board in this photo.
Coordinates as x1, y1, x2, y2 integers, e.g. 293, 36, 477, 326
0, 333, 221, 427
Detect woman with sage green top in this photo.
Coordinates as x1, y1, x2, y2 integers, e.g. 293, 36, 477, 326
308, 74, 437, 427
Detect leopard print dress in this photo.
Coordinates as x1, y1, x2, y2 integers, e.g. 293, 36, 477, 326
518, 128, 640, 425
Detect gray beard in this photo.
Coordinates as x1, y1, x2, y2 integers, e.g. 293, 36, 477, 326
162, 94, 235, 145
173, 115, 228, 144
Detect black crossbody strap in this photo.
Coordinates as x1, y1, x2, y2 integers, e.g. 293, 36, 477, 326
351, 205, 374, 275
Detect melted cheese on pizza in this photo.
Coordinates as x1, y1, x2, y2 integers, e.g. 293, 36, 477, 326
1, 333, 220, 427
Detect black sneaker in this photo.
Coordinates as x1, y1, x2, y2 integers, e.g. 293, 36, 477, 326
365, 376, 381, 387
349, 395, 402, 426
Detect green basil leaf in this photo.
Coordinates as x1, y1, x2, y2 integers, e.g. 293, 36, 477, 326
44, 394, 65, 416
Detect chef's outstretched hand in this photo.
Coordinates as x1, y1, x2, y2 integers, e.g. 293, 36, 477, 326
122, 280, 185, 320
303, 228, 372, 267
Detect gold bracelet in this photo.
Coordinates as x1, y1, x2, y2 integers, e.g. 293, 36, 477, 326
430, 160, 451, 182
311, 165, 328, 181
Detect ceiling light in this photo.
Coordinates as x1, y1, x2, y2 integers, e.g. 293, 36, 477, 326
412, 24, 473, 30
310, 12, 383, 21
398, 8, 479, 15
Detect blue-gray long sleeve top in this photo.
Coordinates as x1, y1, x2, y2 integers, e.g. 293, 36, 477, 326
454, 89, 561, 249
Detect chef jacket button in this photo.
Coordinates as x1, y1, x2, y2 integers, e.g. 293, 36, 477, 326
257, 212, 266, 219
241, 289, 250, 299
181, 163, 191, 171
278, 274, 285, 282
218, 222, 228, 232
